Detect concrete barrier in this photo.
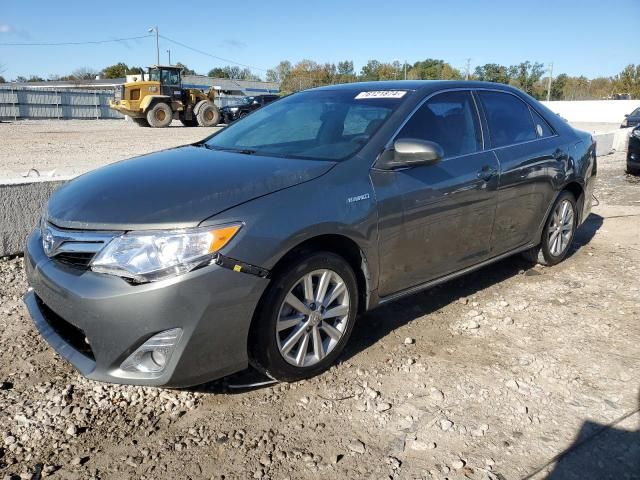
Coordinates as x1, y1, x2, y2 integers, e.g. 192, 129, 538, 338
0, 178, 68, 257
541, 100, 640, 124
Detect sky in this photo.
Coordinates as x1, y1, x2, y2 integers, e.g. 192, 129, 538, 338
0, 0, 638, 81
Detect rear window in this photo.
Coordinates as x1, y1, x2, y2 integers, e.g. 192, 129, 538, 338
478, 91, 537, 148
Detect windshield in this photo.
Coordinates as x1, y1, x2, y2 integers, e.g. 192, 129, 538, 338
205, 89, 407, 161
241, 96, 255, 105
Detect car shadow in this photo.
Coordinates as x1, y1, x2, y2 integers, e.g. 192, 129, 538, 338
187, 213, 604, 395
525, 390, 640, 480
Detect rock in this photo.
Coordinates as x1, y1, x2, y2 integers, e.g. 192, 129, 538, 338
452, 458, 466, 470
440, 419, 454, 431
499, 300, 509, 307
403, 337, 415, 345
430, 388, 445, 402
70, 457, 82, 466
505, 379, 519, 391
364, 387, 379, 399
465, 319, 480, 329
410, 440, 430, 451
259, 454, 272, 467
467, 310, 480, 317
503, 316, 514, 325
376, 402, 392, 412
348, 440, 366, 454
66, 425, 78, 436
3, 435, 16, 446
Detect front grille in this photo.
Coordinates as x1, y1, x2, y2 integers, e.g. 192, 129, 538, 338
35, 295, 95, 360
54, 252, 96, 268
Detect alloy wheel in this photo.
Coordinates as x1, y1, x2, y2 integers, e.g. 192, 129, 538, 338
548, 199, 575, 256
276, 269, 350, 367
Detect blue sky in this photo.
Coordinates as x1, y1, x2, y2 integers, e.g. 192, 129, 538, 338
1, 0, 637, 80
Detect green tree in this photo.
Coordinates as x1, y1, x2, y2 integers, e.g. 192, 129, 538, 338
508, 61, 545, 97
613, 64, 640, 99
102, 62, 129, 79
266, 61, 292, 83
408, 59, 462, 80
474, 63, 510, 84
0, 75, 5, 83
550, 73, 568, 100
176, 62, 196, 75
26, 75, 45, 82
208, 67, 229, 78
360, 60, 382, 81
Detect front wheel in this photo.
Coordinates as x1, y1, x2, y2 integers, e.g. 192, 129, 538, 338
146, 103, 173, 128
196, 101, 220, 127
522, 191, 577, 266
249, 252, 358, 382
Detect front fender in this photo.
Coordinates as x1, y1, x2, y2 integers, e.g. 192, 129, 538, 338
140, 95, 171, 113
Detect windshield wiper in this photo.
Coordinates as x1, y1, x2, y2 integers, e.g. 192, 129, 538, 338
202, 144, 257, 155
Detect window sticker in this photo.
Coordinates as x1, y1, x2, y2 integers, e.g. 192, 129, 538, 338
355, 91, 407, 99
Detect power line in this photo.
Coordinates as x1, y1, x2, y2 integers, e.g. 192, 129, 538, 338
159, 34, 269, 73
0, 34, 153, 46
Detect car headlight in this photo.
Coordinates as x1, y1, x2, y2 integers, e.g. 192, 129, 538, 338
621, 118, 628, 128
229, 107, 239, 112
633, 128, 640, 139
90, 224, 242, 282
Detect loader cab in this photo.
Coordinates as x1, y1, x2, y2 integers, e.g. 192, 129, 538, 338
148, 65, 183, 99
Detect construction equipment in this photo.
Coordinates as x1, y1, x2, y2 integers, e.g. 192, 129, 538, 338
109, 65, 220, 128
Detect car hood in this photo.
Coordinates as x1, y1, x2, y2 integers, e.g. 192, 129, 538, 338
47, 145, 335, 230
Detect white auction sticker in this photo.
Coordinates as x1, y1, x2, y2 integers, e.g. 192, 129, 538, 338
355, 90, 407, 99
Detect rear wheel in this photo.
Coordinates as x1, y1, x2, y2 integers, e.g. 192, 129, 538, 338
131, 117, 149, 127
522, 191, 577, 266
196, 101, 220, 127
146, 103, 173, 128
249, 251, 358, 382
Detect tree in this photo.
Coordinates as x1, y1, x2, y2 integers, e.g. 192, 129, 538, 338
102, 62, 129, 79
208, 67, 229, 78
550, 73, 568, 100
26, 75, 45, 82
474, 63, 510, 84
72, 67, 99, 80
266, 61, 291, 83
0, 75, 5, 84
408, 59, 461, 80
175, 62, 196, 75
508, 61, 545, 97
613, 64, 640, 99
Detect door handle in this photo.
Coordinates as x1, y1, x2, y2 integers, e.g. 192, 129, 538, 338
477, 166, 497, 181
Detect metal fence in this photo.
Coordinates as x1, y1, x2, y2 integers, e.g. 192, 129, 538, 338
0, 87, 248, 120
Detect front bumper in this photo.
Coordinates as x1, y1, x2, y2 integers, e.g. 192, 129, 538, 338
24, 230, 269, 387
108, 99, 143, 118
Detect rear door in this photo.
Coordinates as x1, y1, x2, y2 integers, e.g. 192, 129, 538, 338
476, 90, 566, 254
372, 90, 500, 296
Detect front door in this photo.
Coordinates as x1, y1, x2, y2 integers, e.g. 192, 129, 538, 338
372, 90, 500, 297
160, 69, 183, 101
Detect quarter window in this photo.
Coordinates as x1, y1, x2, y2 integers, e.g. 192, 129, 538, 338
530, 108, 554, 138
478, 91, 537, 147
396, 91, 482, 158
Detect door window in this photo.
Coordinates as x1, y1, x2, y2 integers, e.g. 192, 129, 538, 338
478, 91, 537, 147
396, 91, 482, 158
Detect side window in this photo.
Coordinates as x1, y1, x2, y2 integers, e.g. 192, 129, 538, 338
396, 91, 482, 158
530, 108, 554, 138
478, 91, 537, 147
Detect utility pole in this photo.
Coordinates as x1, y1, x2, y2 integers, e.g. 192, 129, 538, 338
167, 49, 171, 65
546, 62, 554, 102
148, 26, 159, 65
464, 58, 471, 80
404, 60, 407, 80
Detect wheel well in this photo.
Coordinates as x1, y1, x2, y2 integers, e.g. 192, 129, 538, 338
563, 181, 584, 220
269, 235, 371, 314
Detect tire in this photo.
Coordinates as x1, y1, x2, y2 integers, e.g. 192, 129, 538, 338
132, 117, 149, 127
180, 117, 198, 127
146, 102, 173, 128
196, 101, 220, 127
249, 251, 359, 382
522, 191, 577, 266
239, 111, 248, 119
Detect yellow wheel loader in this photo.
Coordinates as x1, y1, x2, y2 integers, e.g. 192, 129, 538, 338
109, 65, 220, 128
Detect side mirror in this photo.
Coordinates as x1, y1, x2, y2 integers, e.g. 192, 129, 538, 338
376, 138, 444, 170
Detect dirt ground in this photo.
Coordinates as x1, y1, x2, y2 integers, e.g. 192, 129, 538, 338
0, 120, 222, 179
0, 148, 639, 479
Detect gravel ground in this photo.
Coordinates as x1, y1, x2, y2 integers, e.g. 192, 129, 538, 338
0, 150, 639, 479
0, 120, 221, 179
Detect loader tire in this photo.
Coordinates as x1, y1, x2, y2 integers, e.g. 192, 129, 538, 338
196, 101, 220, 127
146, 102, 173, 128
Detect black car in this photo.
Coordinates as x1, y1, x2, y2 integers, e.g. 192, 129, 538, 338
219, 94, 280, 123
627, 125, 640, 174
621, 107, 640, 128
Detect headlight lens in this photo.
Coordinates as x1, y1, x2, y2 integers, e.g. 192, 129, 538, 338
229, 107, 239, 112
91, 224, 241, 282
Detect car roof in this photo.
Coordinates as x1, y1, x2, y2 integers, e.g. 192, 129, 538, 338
311, 80, 524, 95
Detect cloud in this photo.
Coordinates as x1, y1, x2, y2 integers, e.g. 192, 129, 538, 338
0, 24, 12, 33
219, 39, 246, 49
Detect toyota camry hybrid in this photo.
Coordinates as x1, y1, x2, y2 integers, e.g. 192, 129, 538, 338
24, 81, 597, 387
